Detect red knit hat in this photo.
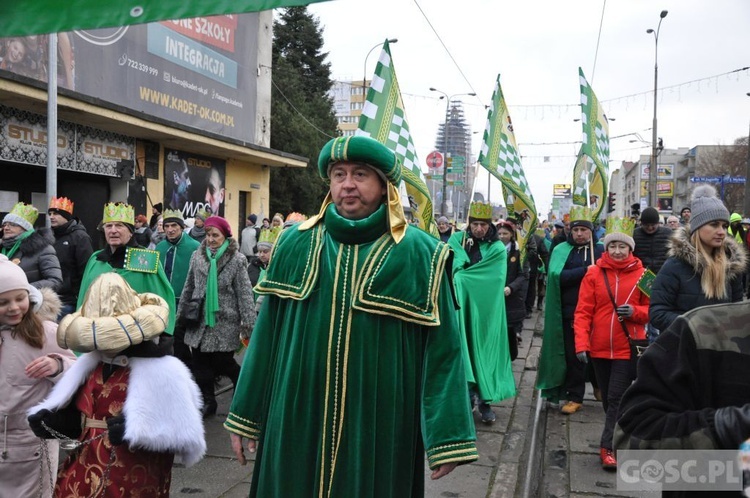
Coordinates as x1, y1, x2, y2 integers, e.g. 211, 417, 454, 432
204, 216, 232, 238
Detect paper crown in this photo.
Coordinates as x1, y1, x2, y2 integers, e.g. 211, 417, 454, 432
569, 205, 592, 222
194, 208, 210, 221
272, 212, 284, 222
3, 202, 39, 231
162, 208, 184, 221
49, 196, 74, 215
258, 226, 282, 247
605, 216, 635, 237
469, 202, 493, 220
102, 202, 135, 225
285, 212, 308, 224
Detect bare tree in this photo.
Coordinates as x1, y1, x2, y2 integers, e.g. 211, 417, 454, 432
696, 136, 748, 214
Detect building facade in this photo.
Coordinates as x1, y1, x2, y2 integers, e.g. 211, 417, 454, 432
0, 12, 305, 247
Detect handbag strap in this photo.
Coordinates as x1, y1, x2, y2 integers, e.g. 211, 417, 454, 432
601, 269, 632, 340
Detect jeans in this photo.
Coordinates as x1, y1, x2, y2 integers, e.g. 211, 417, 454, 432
591, 358, 636, 450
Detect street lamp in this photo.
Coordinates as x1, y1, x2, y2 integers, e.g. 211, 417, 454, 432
429, 88, 476, 216
363, 39, 398, 94
647, 9, 668, 209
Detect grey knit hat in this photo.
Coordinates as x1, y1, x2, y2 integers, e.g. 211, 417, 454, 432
689, 185, 729, 234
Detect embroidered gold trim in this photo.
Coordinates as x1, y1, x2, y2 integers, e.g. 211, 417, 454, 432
255, 225, 323, 299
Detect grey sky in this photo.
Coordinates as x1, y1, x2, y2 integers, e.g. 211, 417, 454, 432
309, 0, 750, 215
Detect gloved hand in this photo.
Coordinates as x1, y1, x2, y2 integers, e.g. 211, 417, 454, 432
713, 404, 750, 448
107, 414, 126, 446
576, 352, 588, 364
28, 409, 54, 439
616, 305, 634, 318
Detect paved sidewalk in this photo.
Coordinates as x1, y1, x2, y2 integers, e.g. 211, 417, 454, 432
170, 309, 653, 497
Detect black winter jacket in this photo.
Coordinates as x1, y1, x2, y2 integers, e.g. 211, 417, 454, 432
52, 220, 94, 305
504, 241, 530, 324
632, 225, 672, 273
559, 234, 604, 320
649, 227, 746, 332
1, 229, 62, 291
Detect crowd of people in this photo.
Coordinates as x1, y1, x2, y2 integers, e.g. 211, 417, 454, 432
2, 135, 750, 495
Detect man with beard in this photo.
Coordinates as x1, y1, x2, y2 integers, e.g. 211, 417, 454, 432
537, 205, 603, 414
47, 197, 93, 318
448, 202, 516, 424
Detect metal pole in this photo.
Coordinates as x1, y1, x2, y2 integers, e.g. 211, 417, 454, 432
363, 39, 398, 99
743, 113, 750, 216
442, 100, 449, 217
648, 11, 668, 209
46, 34, 58, 226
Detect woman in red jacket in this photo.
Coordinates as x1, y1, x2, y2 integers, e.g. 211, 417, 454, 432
574, 221, 649, 470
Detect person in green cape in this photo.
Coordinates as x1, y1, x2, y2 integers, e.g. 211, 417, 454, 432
448, 203, 516, 424
536, 205, 603, 414
224, 136, 477, 498
156, 208, 199, 362
77, 202, 176, 336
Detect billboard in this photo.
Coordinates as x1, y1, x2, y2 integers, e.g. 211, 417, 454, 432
553, 184, 572, 198
640, 163, 674, 179
164, 149, 226, 219
0, 14, 258, 143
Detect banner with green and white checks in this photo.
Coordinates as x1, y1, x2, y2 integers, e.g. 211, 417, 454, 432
577, 68, 610, 221
357, 40, 437, 236
478, 74, 538, 263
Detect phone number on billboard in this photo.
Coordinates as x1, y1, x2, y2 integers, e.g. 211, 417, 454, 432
118, 54, 158, 76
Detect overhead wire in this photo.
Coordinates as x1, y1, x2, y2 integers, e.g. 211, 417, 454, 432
590, 0, 608, 84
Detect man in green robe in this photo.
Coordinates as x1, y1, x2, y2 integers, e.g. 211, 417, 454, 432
224, 136, 477, 498
156, 208, 199, 360
536, 206, 602, 412
448, 203, 516, 424
77, 202, 176, 335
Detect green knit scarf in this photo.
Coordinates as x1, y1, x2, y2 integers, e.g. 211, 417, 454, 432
1, 230, 32, 259
205, 239, 230, 327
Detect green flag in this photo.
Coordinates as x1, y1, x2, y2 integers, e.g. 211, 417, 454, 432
357, 40, 437, 237
477, 74, 537, 263
0, 0, 329, 37
577, 68, 610, 221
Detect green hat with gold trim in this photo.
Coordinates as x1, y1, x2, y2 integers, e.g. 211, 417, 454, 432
101, 202, 135, 226
468, 202, 493, 222
317, 136, 401, 185
2, 202, 38, 231
603, 216, 635, 250
569, 205, 593, 231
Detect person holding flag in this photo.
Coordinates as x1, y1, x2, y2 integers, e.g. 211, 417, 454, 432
537, 206, 604, 413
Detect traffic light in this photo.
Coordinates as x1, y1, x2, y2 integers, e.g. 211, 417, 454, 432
631, 203, 641, 218
607, 192, 616, 213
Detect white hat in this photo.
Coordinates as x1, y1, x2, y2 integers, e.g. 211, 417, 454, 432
0, 254, 30, 295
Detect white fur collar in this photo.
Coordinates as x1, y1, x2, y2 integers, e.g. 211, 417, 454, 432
29, 352, 206, 467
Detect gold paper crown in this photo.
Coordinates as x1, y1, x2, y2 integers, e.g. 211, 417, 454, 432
258, 226, 282, 246
285, 212, 308, 223
569, 205, 592, 223
49, 196, 74, 215
195, 208, 210, 220
162, 208, 184, 221
605, 216, 635, 237
469, 202, 493, 220
5, 202, 39, 229
102, 202, 135, 225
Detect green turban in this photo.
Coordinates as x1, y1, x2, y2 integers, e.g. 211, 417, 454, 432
317, 136, 401, 185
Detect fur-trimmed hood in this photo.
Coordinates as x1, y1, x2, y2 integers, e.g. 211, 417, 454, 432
667, 226, 747, 278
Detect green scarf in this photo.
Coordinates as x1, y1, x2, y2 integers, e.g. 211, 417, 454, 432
1, 230, 33, 259
205, 239, 230, 327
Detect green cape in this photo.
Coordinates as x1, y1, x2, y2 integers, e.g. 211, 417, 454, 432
535, 242, 574, 401
156, 233, 200, 301
448, 232, 516, 402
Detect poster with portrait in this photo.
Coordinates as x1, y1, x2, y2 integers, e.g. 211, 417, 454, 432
164, 148, 225, 218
